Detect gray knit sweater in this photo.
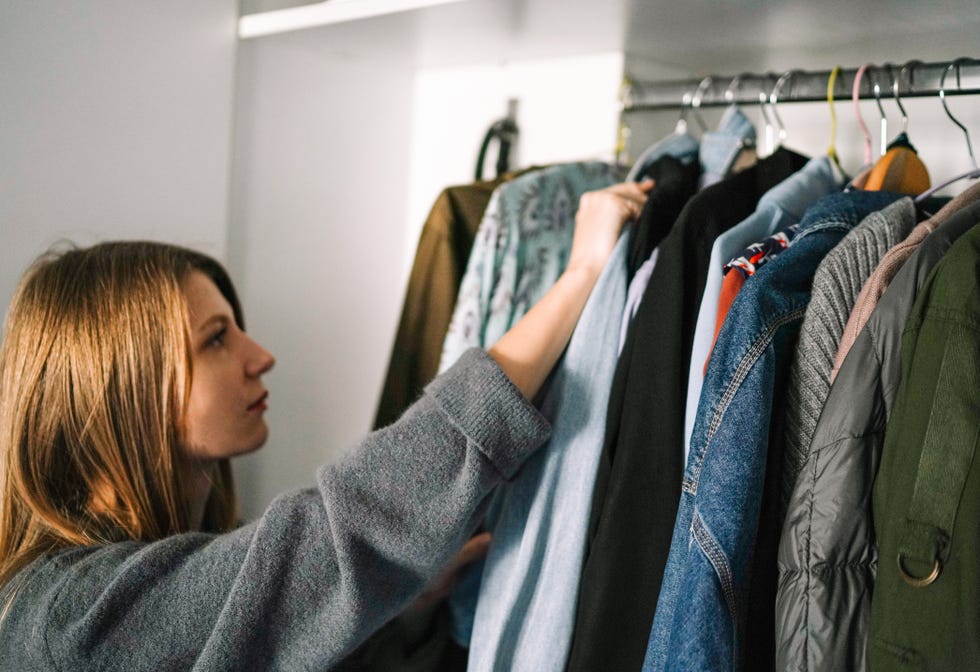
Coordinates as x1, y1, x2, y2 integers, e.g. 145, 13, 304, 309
781, 197, 916, 507
0, 348, 551, 671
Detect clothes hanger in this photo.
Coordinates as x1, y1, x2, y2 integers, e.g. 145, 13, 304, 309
915, 59, 980, 202
756, 74, 778, 157
724, 74, 745, 108
870, 65, 889, 157
724, 73, 761, 150
770, 70, 801, 151
615, 77, 633, 166
892, 61, 911, 139
845, 65, 892, 190
852, 64, 874, 166
625, 81, 701, 182
862, 60, 931, 195
475, 99, 519, 180
706, 73, 759, 175
826, 66, 846, 175
689, 76, 712, 135
675, 88, 695, 135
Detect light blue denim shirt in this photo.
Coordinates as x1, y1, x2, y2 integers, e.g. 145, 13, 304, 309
443, 162, 621, 647
683, 157, 842, 464
627, 131, 699, 182
627, 104, 754, 189
698, 105, 757, 189
642, 191, 904, 672
465, 231, 630, 671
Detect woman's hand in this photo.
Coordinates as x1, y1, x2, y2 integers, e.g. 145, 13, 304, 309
567, 180, 654, 277
406, 532, 492, 616
489, 180, 653, 400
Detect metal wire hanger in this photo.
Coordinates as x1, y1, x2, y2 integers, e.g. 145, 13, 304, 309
916, 59, 980, 202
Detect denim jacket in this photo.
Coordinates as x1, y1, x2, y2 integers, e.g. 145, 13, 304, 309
642, 191, 904, 672
683, 156, 841, 465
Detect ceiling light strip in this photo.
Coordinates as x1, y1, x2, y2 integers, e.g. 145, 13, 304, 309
239, 0, 468, 39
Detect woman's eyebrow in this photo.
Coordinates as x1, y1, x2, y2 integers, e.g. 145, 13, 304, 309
194, 314, 228, 334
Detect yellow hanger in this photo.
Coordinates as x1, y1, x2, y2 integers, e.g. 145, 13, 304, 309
615, 76, 632, 165
827, 66, 844, 173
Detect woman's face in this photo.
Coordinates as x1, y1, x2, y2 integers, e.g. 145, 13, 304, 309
181, 271, 275, 461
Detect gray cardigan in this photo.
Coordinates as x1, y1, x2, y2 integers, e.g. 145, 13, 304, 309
775, 202, 980, 672
780, 197, 916, 510
0, 348, 551, 671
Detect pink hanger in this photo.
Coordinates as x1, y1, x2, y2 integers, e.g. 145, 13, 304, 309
852, 64, 873, 165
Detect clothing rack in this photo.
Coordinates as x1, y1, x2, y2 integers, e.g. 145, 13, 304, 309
622, 58, 980, 111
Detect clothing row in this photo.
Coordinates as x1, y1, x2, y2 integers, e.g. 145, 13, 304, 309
374, 103, 980, 672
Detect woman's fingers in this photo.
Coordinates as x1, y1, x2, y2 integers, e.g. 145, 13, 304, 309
448, 532, 492, 573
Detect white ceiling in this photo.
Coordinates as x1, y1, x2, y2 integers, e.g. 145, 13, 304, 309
238, 0, 980, 79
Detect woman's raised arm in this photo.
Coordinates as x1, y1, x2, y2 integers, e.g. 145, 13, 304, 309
488, 180, 653, 399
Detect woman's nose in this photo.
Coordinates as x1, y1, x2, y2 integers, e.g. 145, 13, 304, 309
245, 337, 275, 377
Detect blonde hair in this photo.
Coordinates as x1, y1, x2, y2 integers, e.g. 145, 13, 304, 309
0, 242, 240, 588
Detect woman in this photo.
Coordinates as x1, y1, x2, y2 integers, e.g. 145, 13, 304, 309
0, 181, 651, 670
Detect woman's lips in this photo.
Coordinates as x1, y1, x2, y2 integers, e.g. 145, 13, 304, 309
248, 391, 268, 412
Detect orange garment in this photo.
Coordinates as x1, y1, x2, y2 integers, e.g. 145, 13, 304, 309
863, 133, 930, 194
703, 270, 746, 375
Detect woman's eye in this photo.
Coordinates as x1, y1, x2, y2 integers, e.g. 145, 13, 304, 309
207, 328, 227, 348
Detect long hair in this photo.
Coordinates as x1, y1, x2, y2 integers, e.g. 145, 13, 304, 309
0, 241, 242, 588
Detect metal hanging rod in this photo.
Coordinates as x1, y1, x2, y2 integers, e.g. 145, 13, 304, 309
623, 58, 980, 111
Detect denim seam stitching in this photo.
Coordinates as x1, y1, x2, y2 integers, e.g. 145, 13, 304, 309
691, 512, 739, 633
686, 307, 807, 494
793, 221, 850, 243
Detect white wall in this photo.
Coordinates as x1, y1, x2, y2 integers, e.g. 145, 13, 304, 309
0, 1, 239, 322
230, 45, 624, 519
405, 52, 624, 272
228, 36, 417, 519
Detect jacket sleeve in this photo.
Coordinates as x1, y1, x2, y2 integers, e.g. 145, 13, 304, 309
25, 348, 550, 672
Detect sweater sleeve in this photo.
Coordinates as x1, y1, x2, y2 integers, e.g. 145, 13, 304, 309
5, 348, 550, 672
